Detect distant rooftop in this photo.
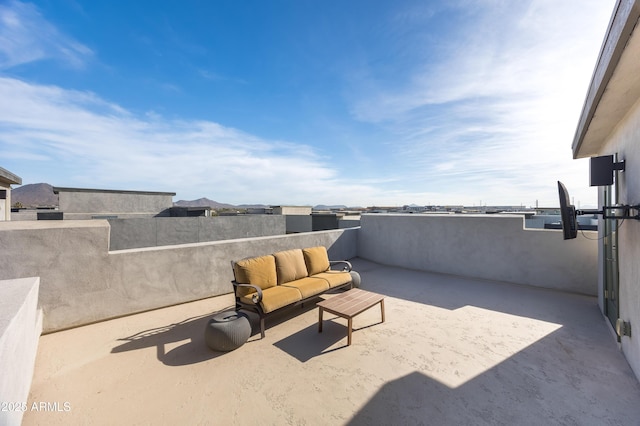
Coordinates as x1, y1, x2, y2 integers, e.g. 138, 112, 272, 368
0, 167, 22, 186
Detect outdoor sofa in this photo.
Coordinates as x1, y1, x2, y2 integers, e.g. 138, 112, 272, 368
231, 246, 354, 337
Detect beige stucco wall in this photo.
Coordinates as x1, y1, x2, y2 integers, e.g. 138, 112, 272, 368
0, 213, 602, 338
108, 215, 287, 250
0, 220, 357, 333
57, 190, 173, 215
598, 95, 640, 380
272, 206, 313, 215
358, 214, 598, 296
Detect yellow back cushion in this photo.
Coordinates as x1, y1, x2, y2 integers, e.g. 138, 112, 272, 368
303, 246, 330, 275
233, 255, 277, 297
273, 249, 309, 284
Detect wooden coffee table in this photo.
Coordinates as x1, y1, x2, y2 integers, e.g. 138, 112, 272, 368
317, 288, 385, 346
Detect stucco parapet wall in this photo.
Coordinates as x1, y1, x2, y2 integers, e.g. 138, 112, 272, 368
0, 218, 110, 230
0, 277, 42, 426
0, 277, 40, 336
0, 220, 357, 332
109, 228, 356, 254
357, 213, 598, 296
107, 215, 287, 250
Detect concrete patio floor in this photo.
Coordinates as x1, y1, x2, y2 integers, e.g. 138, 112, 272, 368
24, 259, 640, 425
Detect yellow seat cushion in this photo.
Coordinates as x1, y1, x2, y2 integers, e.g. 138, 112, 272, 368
303, 246, 330, 275
240, 285, 302, 313
313, 271, 352, 288
282, 277, 330, 299
273, 249, 309, 284
233, 255, 277, 298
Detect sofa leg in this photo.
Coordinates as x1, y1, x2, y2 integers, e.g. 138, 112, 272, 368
260, 317, 265, 338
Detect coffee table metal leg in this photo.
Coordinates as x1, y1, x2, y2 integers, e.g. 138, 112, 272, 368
318, 307, 324, 333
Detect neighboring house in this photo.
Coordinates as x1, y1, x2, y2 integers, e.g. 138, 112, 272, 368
572, 0, 640, 380
0, 167, 22, 221
271, 205, 312, 233
52, 187, 176, 219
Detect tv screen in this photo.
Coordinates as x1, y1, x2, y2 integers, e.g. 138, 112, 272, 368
557, 181, 578, 240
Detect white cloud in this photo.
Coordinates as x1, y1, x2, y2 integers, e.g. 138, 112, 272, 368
0, 0, 92, 70
344, 0, 614, 206
0, 76, 390, 205
0, 0, 615, 207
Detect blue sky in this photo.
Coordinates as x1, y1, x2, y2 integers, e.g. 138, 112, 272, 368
0, 0, 615, 207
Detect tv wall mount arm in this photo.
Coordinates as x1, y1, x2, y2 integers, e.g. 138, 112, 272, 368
577, 205, 640, 220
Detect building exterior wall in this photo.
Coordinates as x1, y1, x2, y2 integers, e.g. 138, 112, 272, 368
108, 215, 287, 250
0, 215, 601, 333
272, 206, 312, 215
312, 214, 339, 231
0, 183, 8, 221
0, 220, 357, 333
0, 167, 21, 221
10, 211, 39, 221
358, 214, 598, 295
55, 188, 174, 216
339, 217, 361, 229
285, 215, 312, 233
598, 96, 640, 380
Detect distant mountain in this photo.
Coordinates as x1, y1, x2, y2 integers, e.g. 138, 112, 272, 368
173, 198, 236, 209
12, 183, 58, 207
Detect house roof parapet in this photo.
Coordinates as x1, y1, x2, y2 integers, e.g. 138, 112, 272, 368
0, 167, 22, 186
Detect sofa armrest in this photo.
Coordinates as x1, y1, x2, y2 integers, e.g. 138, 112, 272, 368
232, 282, 264, 304
329, 260, 352, 272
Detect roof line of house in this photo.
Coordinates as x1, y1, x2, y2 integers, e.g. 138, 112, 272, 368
572, 0, 640, 158
0, 167, 22, 186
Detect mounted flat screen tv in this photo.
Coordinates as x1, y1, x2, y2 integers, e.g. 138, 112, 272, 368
557, 181, 578, 240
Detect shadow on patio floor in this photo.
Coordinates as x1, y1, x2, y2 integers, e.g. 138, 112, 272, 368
111, 305, 238, 366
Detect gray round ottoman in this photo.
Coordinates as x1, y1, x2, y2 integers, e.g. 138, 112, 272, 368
350, 271, 361, 288
205, 311, 251, 352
